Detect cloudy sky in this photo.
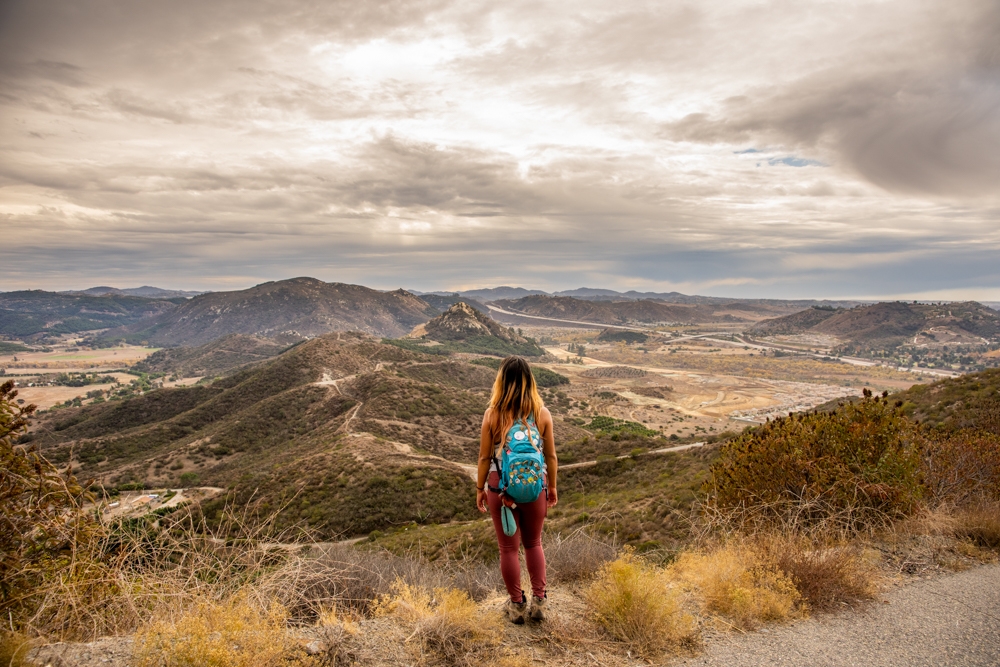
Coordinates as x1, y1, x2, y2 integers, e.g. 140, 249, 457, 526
1, 0, 998, 299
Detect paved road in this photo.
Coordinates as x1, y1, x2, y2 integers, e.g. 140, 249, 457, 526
678, 563, 1000, 667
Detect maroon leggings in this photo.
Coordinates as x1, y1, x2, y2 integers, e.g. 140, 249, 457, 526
487, 471, 547, 602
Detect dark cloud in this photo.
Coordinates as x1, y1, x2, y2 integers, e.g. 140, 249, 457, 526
664, 1, 1000, 196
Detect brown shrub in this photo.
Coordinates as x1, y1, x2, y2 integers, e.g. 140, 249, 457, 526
132, 593, 308, 667
545, 530, 618, 583
952, 503, 1000, 549
706, 394, 924, 530
761, 538, 879, 611
921, 429, 1000, 504
265, 543, 499, 621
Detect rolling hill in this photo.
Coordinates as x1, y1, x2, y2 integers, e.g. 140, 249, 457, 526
132, 334, 292, 378
492, 294, 739, 325
0, 290, 180, 338
751, 301, 1000, 349
29, 333, 584, 537
66, 286, 205, 299
98, 277, 438, 347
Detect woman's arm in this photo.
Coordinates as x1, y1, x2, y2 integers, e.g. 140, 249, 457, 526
476, 409, 495, 512
539, 407, 558, 507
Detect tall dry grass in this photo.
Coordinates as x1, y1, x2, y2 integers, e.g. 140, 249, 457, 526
670, 544, 802, 630
133, 593, 306, 667
544, 529, 618, 583
373, 580, 505, 666
585, 550, 698, 657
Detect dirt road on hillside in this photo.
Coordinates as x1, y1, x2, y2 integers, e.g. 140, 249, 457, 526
678, 563, 1000, 667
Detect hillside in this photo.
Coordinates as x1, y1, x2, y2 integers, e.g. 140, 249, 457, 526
132, 334, 291, 378
31, 334, 477, 536
98, 277, 438, 346
66, 286, 204, 299
493, 295, 735, 325
750, 301, 1000, 366
403, 302, 545, 356
895, 367, 1000, 435
748, 306, 841, 335
0, 290, 179, 338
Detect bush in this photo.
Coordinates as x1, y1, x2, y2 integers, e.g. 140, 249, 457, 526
921, 429, 1000, 503
585, 550, 697, 656
374, 580, 503, 666
952, 503, 1000, 549
759, 537, 879, 611
671, 544, 802, 630
545, 530, 618, 583
0, 380, 106, 635
133, 593, 306, 667
706, 392, 923, 528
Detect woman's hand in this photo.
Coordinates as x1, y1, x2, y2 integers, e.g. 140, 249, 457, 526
547, 487, 558, 508
476, 488, 488, 513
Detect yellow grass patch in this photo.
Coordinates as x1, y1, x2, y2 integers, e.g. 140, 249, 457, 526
585, 550, 698, 657
670, 544, 802, 630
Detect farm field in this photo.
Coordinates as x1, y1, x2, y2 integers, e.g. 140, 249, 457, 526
0, 339, 206, 408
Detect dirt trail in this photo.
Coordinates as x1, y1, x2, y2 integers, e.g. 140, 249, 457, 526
678, 563, 1000, 667
561, 441, 705, 470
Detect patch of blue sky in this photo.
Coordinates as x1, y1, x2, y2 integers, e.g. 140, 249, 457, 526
768, 156, 827, 167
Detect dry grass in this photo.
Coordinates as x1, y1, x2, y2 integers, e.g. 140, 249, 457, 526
670, 544, 802, 630
585, 550, 698, 657
0, 631, 33, 667
373, 580, 505, 666
266, 543, 499, 621
133, 593, 309, 667
952, 503, 1000, 549
757, 537, 880, 612
545, 530, 618, 583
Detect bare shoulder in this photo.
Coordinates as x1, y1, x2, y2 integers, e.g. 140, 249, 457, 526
538, 406, 554, 426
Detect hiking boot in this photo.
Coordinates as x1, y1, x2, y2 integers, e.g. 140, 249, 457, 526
529, 594, 547, 622
506, 594, 528, 625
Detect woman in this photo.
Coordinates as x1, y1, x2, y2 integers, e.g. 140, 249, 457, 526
476, 356, 558, 624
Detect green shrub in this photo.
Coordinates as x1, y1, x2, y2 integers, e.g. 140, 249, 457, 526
706, 391, 923, 527
585, 415, 658, 437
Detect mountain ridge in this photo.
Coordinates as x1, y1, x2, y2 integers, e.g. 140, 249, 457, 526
99, 277, 438, 346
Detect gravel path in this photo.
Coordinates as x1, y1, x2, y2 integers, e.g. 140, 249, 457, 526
678, 563, 1000, 667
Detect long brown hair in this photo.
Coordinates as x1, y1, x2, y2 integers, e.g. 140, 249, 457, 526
488, 356, 544, 441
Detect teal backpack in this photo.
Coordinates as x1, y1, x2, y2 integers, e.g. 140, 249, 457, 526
490, 415, 546, 535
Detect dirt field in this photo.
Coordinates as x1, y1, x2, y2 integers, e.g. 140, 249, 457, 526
0, 344, 157, 372
537, 347, 859, 438
525, 324, 925, 439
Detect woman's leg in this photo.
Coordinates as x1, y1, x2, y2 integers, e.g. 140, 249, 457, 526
517, 491, 548, 599
487, 472, 524, 602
